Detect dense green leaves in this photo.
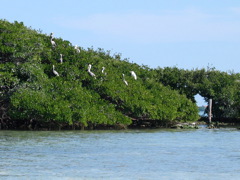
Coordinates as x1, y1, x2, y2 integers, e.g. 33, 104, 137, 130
0, 19, 203, 129
156, 67, 240, 119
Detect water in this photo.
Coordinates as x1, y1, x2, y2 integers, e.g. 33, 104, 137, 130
0, 127, 240, 179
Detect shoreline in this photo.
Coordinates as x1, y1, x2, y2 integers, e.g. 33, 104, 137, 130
1, 119, 240, 131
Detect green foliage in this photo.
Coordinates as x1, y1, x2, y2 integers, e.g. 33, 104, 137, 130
0, 19, 201, 129
156, 67, 240, 119
9, 79, 131, 126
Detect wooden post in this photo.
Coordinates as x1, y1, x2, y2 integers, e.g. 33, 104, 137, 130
208, 99, 212, 124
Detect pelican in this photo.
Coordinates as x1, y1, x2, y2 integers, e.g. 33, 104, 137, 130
50, 32, 54, 39
74, 45, 80, 53
130, 71, 137, 80
87, 64, 92, 72
59, 54, 63, 64
122, 74, 128, 86
51, 37, 56, 48
102, 67, 107, 75
88, 64, 96, 79
52, 65, 59, 76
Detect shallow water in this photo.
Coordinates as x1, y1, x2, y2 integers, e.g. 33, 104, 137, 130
0, 127, 240, 179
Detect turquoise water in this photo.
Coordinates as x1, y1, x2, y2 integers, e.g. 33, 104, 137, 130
0, 127, 240, 179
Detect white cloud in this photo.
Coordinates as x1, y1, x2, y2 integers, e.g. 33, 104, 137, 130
54, 9, 240, 43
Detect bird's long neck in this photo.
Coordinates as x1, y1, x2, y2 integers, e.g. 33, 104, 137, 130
88, 65, 91, 72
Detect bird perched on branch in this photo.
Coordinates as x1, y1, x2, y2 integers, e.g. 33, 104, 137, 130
52, 65, 59, 76
122, 74, 128, 86
50, 37, 56, 48
88, 64, 96, 79
50, 32, 54, 39
74, 45, 80, 53
130, 71, 137, 80
102, 67, 107, 75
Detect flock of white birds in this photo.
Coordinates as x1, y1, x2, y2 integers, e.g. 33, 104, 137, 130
50, 33, 137, 85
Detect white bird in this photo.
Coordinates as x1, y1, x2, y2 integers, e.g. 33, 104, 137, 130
50, 37, 56, 48
59, 54, 63, 64
87, 64, 92, 72
102, 67, 105, 73
130, 71, 137, 80
102, 67, 107, 75
88, 64, 96, 79
122, 74, 128, 86
52, 65, 59, 76
74, 45, 80, 53
88, 71, 96, 79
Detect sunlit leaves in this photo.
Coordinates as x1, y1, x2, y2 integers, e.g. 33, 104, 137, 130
156, 67, 240, 119
1, 19, 202, 128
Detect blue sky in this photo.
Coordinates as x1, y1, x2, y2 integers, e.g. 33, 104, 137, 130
1, 0, 240, 105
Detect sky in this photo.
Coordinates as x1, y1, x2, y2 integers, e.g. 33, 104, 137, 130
1, 0, 240, 106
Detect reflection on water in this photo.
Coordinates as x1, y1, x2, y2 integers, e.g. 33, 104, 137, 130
0, 128, 240, 179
